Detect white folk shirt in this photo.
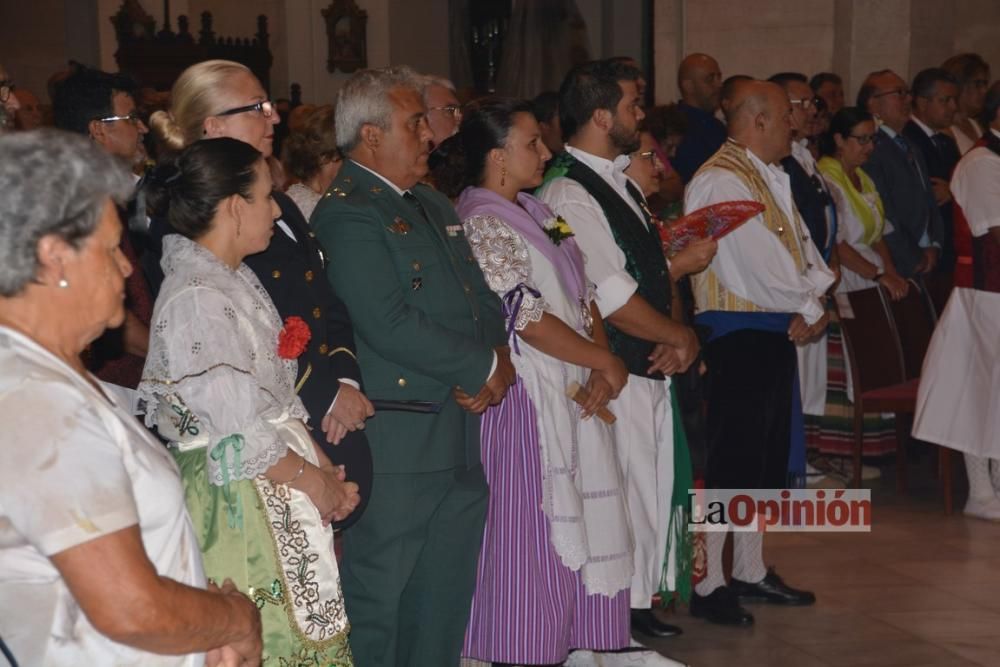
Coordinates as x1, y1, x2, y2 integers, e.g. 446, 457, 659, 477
952, 129, 1000, 238
536, 145, 645, 318
685, 144, 835, 325
0, 327, 205, 666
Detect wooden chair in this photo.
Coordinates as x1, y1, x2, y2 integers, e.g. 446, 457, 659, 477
889, 278, 937, 380
838, 286, 953, 513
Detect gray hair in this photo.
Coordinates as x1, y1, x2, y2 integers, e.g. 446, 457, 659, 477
0, 129, 134, 296
335, 66, 422, 154
419, 74, 456, 98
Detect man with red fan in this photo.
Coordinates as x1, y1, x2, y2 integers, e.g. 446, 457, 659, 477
684, 79, 836, 626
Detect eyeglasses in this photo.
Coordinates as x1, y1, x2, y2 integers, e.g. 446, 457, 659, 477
96, 112, 144, 126
633, 150, 659, 164
428, 104, 462, 118
972, 79, 990, 90
790, 97, 820, 110
216, 100, 275, 118
872, 88, 910, 100
848, 133, 878, 145
0, 80, 14, 103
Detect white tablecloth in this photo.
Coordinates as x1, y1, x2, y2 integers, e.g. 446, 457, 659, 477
912, 288, 1000, 454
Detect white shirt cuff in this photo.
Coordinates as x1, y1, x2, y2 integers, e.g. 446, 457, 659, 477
487, 351, 498, 381
799, 297, 826, 326
326, 378, 361, 415
593, 272, 639, 318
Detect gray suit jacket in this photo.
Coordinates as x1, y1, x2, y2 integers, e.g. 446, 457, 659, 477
863, 127, 944, 277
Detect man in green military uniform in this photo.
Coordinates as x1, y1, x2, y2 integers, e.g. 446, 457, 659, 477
311, 66, 513, 667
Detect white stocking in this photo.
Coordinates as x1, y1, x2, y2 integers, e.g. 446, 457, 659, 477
694, 529, 727, 596
965, 453, 995, 500
989, 458, 1000, 492
732, 531, 767, 584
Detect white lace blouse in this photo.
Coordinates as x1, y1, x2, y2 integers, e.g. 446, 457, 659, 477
139, 235, 309, 486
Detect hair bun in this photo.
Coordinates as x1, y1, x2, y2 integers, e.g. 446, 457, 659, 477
149, 109, 187, 153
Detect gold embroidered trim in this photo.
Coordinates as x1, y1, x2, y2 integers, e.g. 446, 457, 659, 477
253, 481, 352, 653
327, 347, 356, 360
295, 362, 313, 394
142, 363, 282, 405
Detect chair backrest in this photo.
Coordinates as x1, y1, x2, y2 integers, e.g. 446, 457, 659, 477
888, 278, 937, 380
838, 287, 907, 395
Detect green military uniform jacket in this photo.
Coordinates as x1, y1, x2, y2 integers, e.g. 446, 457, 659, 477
311, 160, 505, 473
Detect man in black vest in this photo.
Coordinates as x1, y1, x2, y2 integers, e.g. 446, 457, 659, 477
539, 59, 699, 642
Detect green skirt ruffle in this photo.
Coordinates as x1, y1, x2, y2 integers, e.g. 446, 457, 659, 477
175, 448, 353, 666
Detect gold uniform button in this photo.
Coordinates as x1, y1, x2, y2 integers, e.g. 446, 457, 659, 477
397, 377, 407, 387
272, 270, 281, 279
319, 343, 329, 354
305, 270, 314, 282
463, 284, 472, 294
412, 261, 421, 271
312, 307, 322, 319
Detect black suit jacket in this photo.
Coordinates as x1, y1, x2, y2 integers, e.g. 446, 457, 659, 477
902, 120, 961, 272
863, 128, 944, 277
781, 154, 835, 259
145, 190, 372, 529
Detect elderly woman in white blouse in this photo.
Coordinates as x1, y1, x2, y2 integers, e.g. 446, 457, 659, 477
0, 130, 262, 666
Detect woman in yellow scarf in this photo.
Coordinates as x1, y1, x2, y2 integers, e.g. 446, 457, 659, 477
818, 107, 908, 299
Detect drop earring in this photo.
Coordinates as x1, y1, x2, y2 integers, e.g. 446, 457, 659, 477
501, 166, 506, 187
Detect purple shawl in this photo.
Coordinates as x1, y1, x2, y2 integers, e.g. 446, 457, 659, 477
456, 187, 589, 308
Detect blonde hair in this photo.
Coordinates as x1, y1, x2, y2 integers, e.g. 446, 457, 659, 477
149, 60, 252, 152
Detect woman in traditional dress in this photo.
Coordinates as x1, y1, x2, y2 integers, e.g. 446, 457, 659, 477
806, 107, 907, 462
139, 138, 357, 665
942, 53, 991, 155
437, 98, 633, 666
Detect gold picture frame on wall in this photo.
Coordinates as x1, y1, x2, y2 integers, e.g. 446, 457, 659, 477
323, 0, 368, 74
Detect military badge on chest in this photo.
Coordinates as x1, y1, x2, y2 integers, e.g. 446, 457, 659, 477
387, 216, 411, 235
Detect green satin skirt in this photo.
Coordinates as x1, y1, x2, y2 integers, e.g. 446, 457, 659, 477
176, 448, 353, 666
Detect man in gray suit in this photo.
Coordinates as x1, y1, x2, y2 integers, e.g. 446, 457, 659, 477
858, 69, 944, 278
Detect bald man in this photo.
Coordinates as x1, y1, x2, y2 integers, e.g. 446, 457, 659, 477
684, 81, 834, 626
671, 53, 726, 183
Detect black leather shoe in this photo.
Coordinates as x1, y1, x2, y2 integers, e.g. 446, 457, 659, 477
729, 568, 817, 606
630, 608, 684, 638
689, 586, 754, 626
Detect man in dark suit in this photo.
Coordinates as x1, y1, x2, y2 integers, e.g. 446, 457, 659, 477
52, 66, 153, 390
672, 53, 726, 184
858, 69, 944, 278
904, 67, 962, 274
312, 66, 512, 667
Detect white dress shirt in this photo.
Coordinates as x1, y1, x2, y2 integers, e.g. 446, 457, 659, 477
536, 146, 645, 317
951, 129, 1000, 238
685, 144, 835, 325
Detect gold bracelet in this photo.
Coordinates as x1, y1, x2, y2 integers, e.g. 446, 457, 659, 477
285, 459, 307, 485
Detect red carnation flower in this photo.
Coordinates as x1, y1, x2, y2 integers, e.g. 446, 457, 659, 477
277, 316, 312, 359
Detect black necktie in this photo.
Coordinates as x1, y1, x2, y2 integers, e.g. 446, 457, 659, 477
892, 134, 926, 188
931, 132, 960, 168
403, 191, 429, 222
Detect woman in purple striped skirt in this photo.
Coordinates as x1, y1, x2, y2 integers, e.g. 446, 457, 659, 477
437, 98, 635, 665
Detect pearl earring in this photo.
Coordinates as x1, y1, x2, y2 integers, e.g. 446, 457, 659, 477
58, 278, 69, 288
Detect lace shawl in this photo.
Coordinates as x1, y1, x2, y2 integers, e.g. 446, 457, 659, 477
138, 235, 308, 486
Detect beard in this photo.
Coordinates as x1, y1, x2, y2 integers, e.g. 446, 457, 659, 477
609, 118, 641, 154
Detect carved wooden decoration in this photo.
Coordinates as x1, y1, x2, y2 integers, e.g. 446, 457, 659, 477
322, 0, 368, 74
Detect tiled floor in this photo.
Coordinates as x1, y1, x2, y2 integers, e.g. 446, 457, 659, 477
644, 451, 1000, 666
